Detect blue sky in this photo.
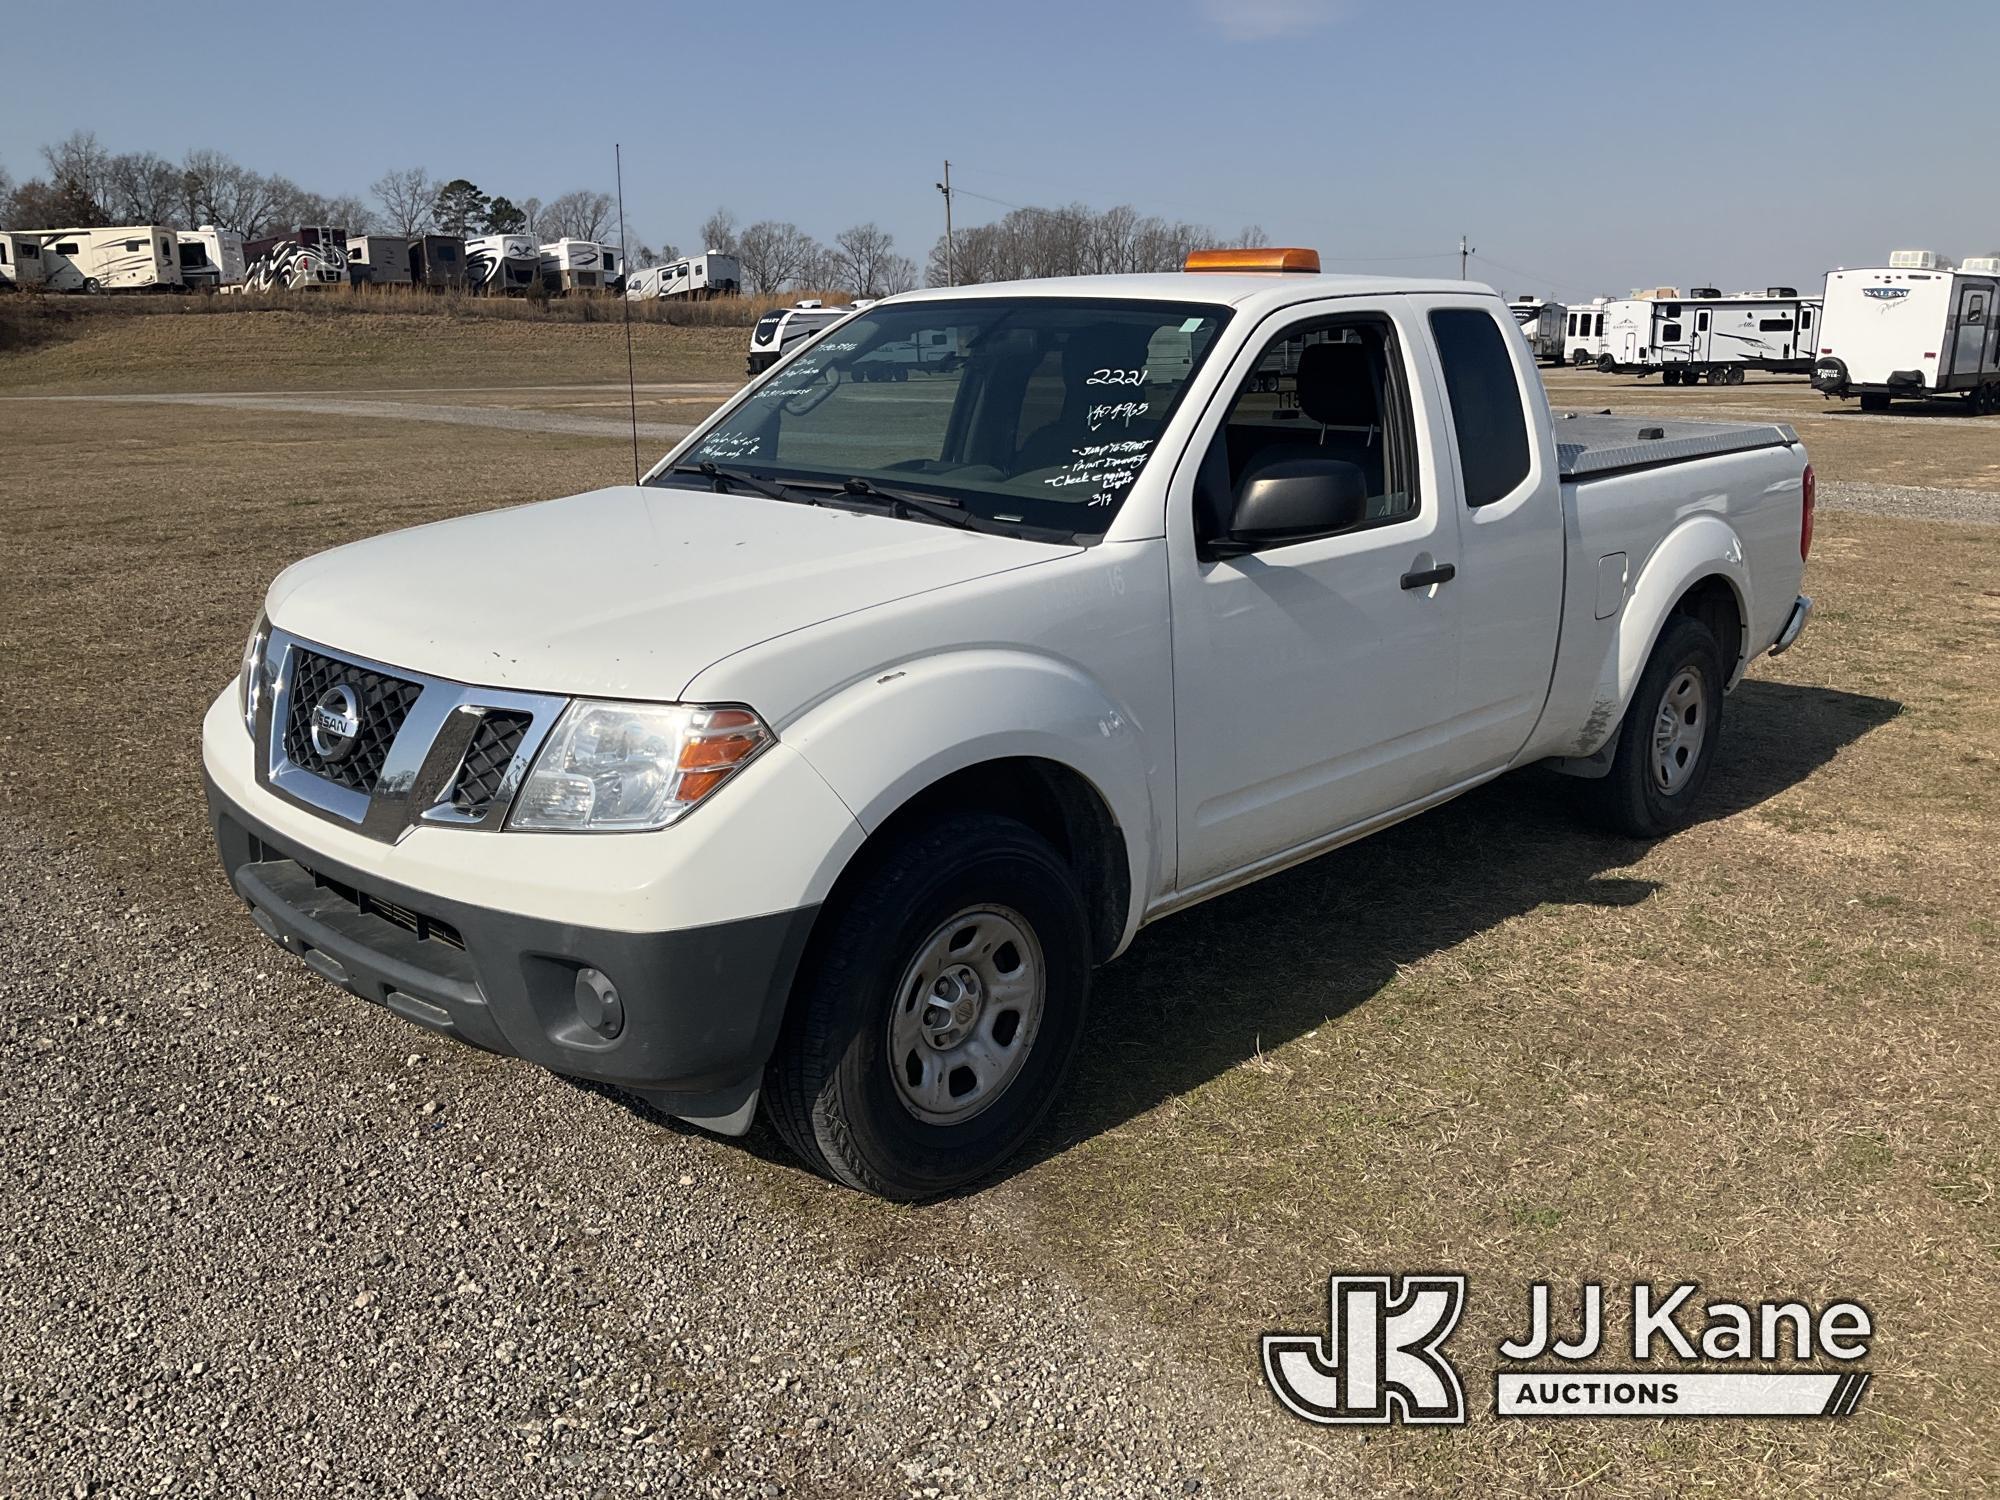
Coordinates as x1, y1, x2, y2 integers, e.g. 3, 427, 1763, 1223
4, 0, 1995, 299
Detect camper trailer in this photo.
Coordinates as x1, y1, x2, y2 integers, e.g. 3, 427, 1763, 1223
407, 234, 469, 289
625, 251, 742, 301
1531, 300, 1568, 364
537, 239, 606, 294
744, 299, 870, 376
600, 244, 623, 294
346, 235, 413, 287
238, 227, 349, 291
1814, 251, 2000, 413
34, 226, 183, 292
0, 232, 48, 289
465, 233, 538, 294
176, 226, 246, 290
1564, 300, 1609, 366
1600, 288, 1822, 383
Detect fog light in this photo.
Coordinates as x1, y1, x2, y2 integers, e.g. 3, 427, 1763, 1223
574, 967, 624, 1039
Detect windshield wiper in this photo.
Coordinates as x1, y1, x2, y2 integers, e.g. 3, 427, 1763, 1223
671, 461, 820, 507
835, 476, 976, 531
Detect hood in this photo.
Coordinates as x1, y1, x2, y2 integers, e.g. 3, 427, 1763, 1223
266, 485, 1072, 701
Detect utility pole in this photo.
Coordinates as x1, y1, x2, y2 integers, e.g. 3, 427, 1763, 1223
1459, 234, 1474, 280
935, 161, 955, 286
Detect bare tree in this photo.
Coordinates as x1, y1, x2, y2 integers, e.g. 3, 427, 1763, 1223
699, 207, 739, 255
371, 167, 433, 238
40, 131, 112, 218
736, 220, 809, 293
928, 201, 1222, 287
519, 196, 544, 239
880, 253, 919, 296
542, 189, 614, 242
100, 152, 181, 222
833, 222, 901, 298
182, 150, 282, 236
796, 238, 842, 294
0, 160, 14, 222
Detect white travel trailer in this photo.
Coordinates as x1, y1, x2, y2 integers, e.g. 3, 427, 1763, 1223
1563, 299, 1609, 366
347, 235, 413, 287
1600, 288, 1822, 383
177, 226, 246, 290
0, 231, 48, 289
1813, 252, 2000, 413
35, 226, 183, 292
625, 251, 743, 301
744, 298, 870, 376
538, 239, 606, 293
465, 233, 538, 294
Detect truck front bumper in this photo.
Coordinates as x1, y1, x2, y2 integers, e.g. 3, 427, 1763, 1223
206, 772, 817, 1133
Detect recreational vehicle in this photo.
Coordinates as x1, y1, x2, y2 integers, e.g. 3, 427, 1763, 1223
408, 235, 469, 290
177, 226, 246, 290
0, 232, 48, 289
600, 244, 623, 294
236, 232, 348, 292
347, 235, 413, 287
465, 234, 538, 294
34, 226, 183, 292
1564, 300, 1609, 366
1600, 289, 1822, 383
625, 251, 742, 301
1814, 252, 2000, 413
744, 299, 866, 375
537, 239, 605, 294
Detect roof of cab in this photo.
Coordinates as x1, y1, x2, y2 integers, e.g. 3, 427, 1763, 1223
889, 271, 1496, 311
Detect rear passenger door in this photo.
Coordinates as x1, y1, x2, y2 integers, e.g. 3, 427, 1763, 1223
1413, 299, 1566, 773
1166, 299, 1464, 891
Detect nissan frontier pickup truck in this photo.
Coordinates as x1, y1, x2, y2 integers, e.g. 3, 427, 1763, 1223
204, 247, 1814, 1199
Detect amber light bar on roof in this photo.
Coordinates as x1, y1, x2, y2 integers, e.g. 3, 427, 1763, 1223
1184, 247, 1322, 274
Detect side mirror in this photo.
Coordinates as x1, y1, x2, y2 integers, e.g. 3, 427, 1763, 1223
1217, 458, 1368, 554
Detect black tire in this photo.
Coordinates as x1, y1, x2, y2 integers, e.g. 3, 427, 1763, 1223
1859, 392, 1890, 412
762, 812, 1091, 1200
1726, 366, 1745, 385
1590, 614, 1726, 838
1662, 368, 1681, 386
1598, 354, 1616, 373
1573, 350, 1590, 367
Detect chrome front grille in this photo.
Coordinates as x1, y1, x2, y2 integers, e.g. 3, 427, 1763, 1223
253, 628, 567, 843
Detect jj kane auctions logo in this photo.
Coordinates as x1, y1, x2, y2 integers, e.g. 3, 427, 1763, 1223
1263, 1275, 1872, 1423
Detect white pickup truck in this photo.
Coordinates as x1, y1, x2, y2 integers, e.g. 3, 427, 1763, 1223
204, 249, 1815, 1199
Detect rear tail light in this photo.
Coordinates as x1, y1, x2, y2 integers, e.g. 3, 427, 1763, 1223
1801, 464, 1816, 561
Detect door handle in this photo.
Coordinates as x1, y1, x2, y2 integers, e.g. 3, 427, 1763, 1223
1400, 563, 1457, 590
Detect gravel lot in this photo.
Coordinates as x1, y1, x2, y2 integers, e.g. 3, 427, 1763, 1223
0, 829, 1345, 1500
1816, 479, 2000, 526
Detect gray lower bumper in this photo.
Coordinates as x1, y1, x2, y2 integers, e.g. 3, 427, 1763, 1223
206, 771, 817, 1133
1770, 594, 1813, 656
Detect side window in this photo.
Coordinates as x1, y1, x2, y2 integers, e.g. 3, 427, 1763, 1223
1594, 313, 1604, 335
1801, 307, 1814, 329
1661, 321, 1683, 342
1205, 317, 1418, 546
1967, 294, 1988, 326
1759, 317, 1794, 332
1696, 310, 1710, 333
1429, 307, 1533, 508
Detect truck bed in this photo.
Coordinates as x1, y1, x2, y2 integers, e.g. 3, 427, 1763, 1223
1554, 412, 1800, 480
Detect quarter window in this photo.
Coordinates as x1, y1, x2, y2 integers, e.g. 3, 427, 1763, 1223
1759, 317, 1794, 332
1429, 308, 1532, 508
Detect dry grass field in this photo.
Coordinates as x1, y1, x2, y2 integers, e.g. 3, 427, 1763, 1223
1, 305, 1995, 1498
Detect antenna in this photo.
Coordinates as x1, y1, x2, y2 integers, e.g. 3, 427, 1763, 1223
614, 142, 641, 486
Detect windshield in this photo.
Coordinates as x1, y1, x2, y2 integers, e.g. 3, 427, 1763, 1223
661, 296, 1230, 537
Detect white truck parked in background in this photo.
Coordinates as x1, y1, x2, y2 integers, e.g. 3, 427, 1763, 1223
204, 247, 1814, 1200
1813, 250, 2000, 413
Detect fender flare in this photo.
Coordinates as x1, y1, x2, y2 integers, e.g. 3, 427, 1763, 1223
779, 647, 1162, 952
1577, 515, 1752, 757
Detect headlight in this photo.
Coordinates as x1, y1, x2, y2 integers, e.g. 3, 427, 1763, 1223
238, 614, 270, 737
509, 701, 771, 832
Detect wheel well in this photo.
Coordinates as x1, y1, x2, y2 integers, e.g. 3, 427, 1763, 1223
840, 759, 1132, 965
1671, 575, 1743, 675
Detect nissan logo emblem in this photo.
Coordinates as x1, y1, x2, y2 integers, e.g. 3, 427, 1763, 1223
309, 683, 362, 763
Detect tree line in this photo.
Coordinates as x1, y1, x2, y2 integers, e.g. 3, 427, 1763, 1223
2, 131, 1261, 295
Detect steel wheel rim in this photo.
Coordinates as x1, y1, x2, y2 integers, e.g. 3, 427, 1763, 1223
887, 905, 1045, 1126
1651, 666, 1707, 795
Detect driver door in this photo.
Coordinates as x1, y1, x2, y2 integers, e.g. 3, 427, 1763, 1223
1166, 299, 1463, 893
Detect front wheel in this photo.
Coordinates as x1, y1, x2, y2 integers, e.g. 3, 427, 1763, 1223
763, 812, 1091, 1200
1590, 615, 1726, 838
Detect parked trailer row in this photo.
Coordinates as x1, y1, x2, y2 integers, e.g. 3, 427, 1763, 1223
1597, 288, 1822, 384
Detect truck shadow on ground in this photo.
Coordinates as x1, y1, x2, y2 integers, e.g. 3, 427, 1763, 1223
607, 679, 1899, 1190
